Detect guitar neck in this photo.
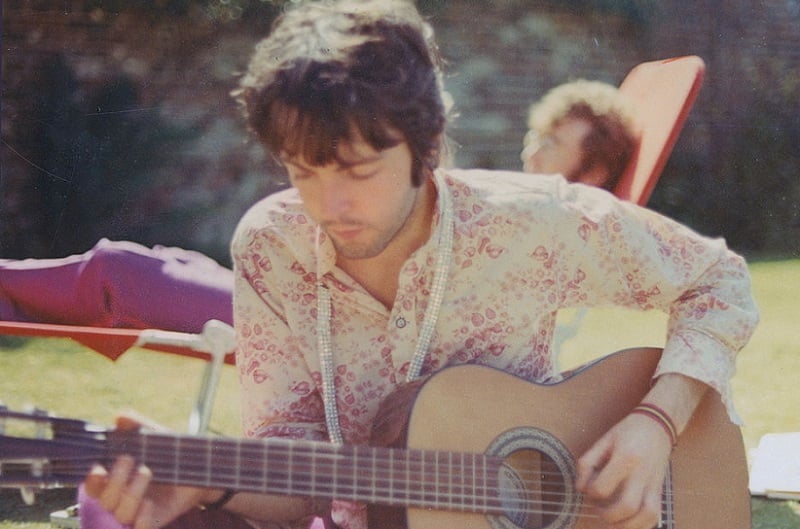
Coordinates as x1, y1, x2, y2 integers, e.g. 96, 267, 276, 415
111, 431, 506, 514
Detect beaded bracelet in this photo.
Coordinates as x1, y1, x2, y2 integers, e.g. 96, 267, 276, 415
631, 402, 678, 447
203, 489, 236, 511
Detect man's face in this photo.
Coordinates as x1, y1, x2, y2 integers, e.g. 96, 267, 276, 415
281, 133, 425, 261
521, 117, 593, 182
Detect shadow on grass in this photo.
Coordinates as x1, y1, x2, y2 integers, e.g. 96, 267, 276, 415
0, 336, 32, 350
0, 487, 76, 524
752, 497, 800, 529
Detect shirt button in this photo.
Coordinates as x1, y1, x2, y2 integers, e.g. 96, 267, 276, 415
395, 316, 407, 329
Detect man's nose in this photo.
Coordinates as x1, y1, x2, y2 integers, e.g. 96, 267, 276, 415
522, 146, 541, 173
318, 179, 353, 218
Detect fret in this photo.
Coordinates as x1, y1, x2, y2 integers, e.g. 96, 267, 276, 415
467, 451, 474, 511
429, 450, 440, 507
388, 445, 394, 506
455, 451, 464, 509
141, 434, 149, 476
351, 445, 358, 501
174, 435, 181, 485
204, 437, 212, 488
261, 440, 269, 495
481, 449, 488, 512
330, 441, 339, 498
357, 445, 375, 502
310, 442, 317, 499
483, 457, 498, 514
438, 450, 446, 510
287, 441, 294, 496
372, 446, 394, 506
446, 450, 453, 511
209, 437, 233, 489
404, 444, 411, 505
267, 442, 290, 495
413, 449, 430, 506
181, 436, 211, 488
436, 450, 444, 509
471, 451, 478, 512
661, 464, 674, 528
236, 439, 261, 492
370, 446, 378, 504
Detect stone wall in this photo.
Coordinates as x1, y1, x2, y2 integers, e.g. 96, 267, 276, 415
3, 1, 799, 262
1, 2, 275, 262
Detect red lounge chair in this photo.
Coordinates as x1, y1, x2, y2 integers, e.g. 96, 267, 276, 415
614, 55, 706, 205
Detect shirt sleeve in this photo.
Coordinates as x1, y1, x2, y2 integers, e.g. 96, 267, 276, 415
231, 224, 328, 441
553, 182, 759, 423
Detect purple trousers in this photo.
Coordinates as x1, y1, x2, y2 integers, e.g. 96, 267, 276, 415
0, 239, 233, 333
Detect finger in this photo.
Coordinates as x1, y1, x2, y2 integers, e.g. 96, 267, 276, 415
83, 464, 109, 498
116, 414, 143, 432
575, 434, 613, 491
115, 465, 153, 525
586, 448, 641, 504
597, 478, 661, 529
117, 410, 169, 432
609, 502, 659, 529
134, 498, 155, 529
614, 487, 662, 529
99, 455, 136, 511
595, 481, 641, 524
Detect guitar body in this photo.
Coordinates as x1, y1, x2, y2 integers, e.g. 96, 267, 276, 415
1, 347, 749, 529
370, 347, 750, 529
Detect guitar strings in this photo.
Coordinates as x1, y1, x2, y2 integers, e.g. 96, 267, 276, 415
8, 429, 680, 508
6, 432, 674, 522
7, 429, 678, 504
7, 435, 590, 518
31, 458, 603, 521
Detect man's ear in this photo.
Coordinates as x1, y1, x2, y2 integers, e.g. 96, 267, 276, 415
579, 164, 612, 189
432, 132, 451, 169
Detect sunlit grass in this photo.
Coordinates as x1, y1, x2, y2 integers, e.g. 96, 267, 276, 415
1, 259, 798, 528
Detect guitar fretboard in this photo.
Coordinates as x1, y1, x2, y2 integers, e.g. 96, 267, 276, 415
110, 431, 508, 514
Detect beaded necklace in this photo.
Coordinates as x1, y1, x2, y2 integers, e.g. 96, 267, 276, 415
315, 171, 454, 444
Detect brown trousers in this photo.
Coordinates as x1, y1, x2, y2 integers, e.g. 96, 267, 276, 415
163, 508, 257, 528
163, 509, 332, 529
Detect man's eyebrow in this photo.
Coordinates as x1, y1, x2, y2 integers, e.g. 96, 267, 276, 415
279, 152, 383, 171
338, 153, 383, 169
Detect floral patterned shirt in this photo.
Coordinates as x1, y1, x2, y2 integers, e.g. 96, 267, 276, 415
231, 169, 758, 529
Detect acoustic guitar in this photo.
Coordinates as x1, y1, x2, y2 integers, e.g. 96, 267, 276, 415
0, 347, 750, 528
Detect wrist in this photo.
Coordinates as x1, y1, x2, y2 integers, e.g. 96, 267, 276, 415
645, 373, 709, 434
201, 488, 236, 510
631, 402, 678, 447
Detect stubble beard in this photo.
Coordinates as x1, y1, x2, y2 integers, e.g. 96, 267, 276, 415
328, 197, 419, 261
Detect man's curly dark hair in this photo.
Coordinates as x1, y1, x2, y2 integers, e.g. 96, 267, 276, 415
234, 0, 452, 187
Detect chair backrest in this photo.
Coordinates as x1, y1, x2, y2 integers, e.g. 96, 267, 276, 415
613, 56, 706, 205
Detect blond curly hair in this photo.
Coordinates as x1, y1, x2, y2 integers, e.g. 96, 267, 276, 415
526, 79, 638, 190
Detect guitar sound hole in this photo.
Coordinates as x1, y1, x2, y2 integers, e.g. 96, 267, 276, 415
488, 428, 579, 529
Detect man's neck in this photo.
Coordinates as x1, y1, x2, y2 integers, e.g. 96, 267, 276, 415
336, 178, 437, 310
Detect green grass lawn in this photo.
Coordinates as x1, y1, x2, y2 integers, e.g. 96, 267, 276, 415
1, 259, 798, 528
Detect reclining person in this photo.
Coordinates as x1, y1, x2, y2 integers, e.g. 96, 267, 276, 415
0, 238, 232, 333
521, 79, 637, 190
